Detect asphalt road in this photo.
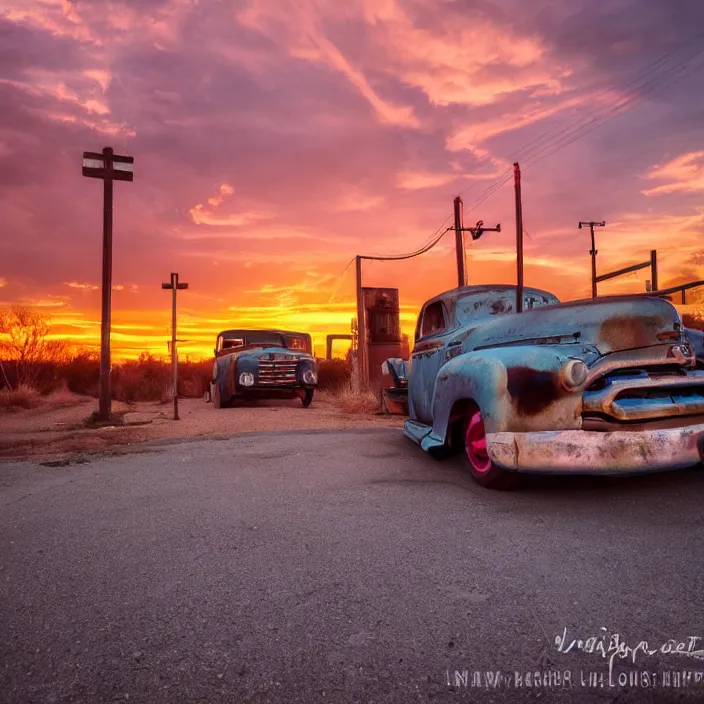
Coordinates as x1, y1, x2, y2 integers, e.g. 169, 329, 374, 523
2, 428, 704, 704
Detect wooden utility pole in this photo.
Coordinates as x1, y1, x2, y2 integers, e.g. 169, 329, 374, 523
514, 163, 524, 313
650, 249, 658, 292
161, 273, 188, 420
579, 220, 606, 298
453, 196, 465, 287
355, 256, 368, 387
452, 197, 500, 287
100, 156, 114, 419
82, 146, 134, 421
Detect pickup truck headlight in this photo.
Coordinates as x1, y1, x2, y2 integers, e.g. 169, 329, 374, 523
303, 369, 317, 384
668, 344, 695, 365
561, 359, 588, 390
239, 372, 255, 387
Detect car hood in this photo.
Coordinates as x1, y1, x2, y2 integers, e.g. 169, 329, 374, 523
462, 295, 682, 355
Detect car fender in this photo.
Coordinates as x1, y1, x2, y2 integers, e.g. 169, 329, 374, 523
428, 345, 585, 447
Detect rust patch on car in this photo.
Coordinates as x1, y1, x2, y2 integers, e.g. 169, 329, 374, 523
491, 299, 511, 315
506, 366, 562, 415
599, 315, 666, 351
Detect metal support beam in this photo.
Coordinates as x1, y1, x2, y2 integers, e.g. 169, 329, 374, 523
641, 280, 704, 298
595, 260, 651, 283
326, 334, 354, 360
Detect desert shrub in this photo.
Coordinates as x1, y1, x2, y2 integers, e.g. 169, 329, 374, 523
0, 307, 72, 390
0, 360, 68, 395
178, 358, 212, 398
32, 361, 69, 395
65, 352, 101, 396
317, 358, 352, 392
0, 384, 42, 411
112, 353, 171, 403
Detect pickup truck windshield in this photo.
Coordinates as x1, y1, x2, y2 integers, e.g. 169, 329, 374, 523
220, 332, 286, 350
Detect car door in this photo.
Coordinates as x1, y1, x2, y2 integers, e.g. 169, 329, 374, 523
409, 300, 452, 423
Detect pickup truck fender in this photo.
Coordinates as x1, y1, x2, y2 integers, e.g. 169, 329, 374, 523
424, 345, 585, 452
213, 353, 236, 398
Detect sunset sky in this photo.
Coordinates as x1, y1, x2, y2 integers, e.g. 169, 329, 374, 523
1, 0, 703, 360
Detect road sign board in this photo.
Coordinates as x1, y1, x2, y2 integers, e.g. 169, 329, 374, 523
82, 151, 134, 181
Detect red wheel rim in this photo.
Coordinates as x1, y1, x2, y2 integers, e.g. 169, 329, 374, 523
465, 410, 492, 474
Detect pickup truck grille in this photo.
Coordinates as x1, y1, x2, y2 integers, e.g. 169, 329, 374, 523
583, 367, 704, 423
257, 360, 298, 385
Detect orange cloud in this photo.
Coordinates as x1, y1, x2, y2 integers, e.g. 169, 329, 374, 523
64, 282, 99, 290
642, 151, 704, 196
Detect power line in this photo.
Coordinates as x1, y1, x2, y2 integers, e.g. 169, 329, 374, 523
331, 31, 704, 283
361, 214, 454, 261
522, 46, 704, 170
450, 31, 704, 210
513, 32, 704, 165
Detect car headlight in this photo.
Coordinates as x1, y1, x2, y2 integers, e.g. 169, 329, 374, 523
303, 369, 317, 384
239, 372, 255, 387
561, 358, 588, 390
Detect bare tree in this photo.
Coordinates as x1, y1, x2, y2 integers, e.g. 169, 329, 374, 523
0, 306, 69, 389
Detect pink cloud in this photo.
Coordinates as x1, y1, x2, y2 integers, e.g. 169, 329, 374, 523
236, 0, 419, 127
642, 151, 704, 196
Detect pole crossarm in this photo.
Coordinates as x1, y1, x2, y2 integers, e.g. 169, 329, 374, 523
595, 260, 651, 283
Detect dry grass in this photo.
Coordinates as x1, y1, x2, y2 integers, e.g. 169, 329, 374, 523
317, 358, 351, 392
320, 379, 380, 414
0, 384, 43, 412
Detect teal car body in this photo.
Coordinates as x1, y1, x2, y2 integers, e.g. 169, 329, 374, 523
403, 285, 704, 487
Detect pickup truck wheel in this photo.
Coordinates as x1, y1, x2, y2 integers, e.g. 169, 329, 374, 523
301, 389, 314, 407
463, 408, 518, 490
212, 383, 229, 409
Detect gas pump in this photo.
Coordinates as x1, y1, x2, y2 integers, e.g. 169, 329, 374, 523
361, 287, 402, 385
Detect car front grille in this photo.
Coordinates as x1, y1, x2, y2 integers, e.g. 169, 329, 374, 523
582, 367, 704, 423
257, 360, 298, 385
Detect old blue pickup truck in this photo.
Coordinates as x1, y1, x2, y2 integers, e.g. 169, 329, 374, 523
210, 329, 318, 408
402, 284, 704, 488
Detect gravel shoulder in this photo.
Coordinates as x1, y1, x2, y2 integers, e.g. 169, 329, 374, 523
0, 392, 404, 461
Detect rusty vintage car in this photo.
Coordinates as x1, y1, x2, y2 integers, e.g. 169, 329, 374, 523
403, 284, 704, 488
210, 329, 318, 408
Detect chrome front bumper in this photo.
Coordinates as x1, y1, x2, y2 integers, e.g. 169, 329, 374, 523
486, 424, 704, 474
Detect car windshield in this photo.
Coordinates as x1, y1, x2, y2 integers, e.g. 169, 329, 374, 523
455, 292, 559, 325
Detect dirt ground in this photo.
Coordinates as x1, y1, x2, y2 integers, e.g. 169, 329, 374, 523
0, 390, 404, 461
